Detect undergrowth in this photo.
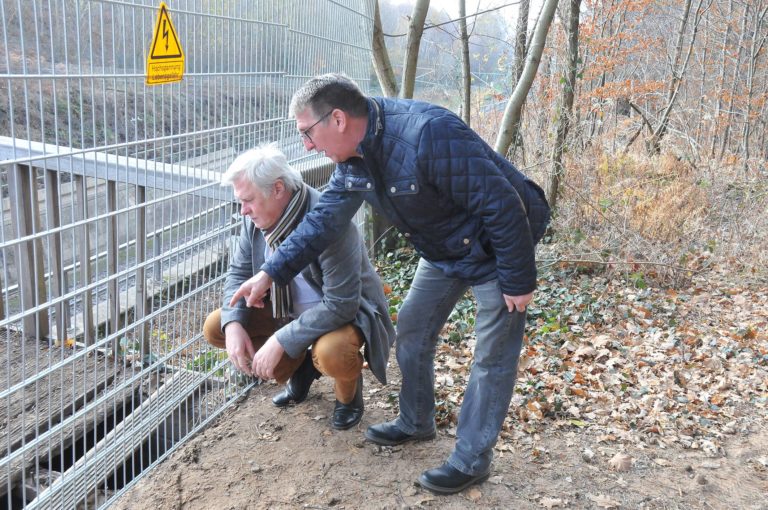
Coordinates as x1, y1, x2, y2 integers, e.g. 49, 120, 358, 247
547, 149, 768, 288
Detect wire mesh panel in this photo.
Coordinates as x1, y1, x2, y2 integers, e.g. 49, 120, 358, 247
0, 0, 374, 508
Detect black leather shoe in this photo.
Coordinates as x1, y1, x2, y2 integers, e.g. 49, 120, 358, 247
364, 420, 436, 446
418, 462, 491, 495
331, 374, 364, 430
271, 353, 321, 407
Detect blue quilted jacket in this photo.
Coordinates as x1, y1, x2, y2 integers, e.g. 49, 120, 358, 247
263, 97, 550, 296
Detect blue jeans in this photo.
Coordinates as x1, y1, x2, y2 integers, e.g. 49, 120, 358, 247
394, 258, 526, 475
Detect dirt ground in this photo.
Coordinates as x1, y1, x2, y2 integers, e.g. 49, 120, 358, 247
114, 359, 768, 510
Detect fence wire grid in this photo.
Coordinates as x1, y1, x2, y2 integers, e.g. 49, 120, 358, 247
0, 0, 375, 507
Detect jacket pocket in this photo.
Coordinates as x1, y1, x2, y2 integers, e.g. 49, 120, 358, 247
344, 175, 374, 191
385, 177, 419, 196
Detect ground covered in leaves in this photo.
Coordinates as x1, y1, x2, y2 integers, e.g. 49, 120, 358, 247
114, 253, 767, 509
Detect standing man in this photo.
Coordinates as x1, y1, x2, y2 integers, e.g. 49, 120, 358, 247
230, 75, 550, 494
205, 142, 395, 430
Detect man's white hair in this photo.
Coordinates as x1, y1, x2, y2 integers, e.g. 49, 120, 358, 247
221, 142, 303, 196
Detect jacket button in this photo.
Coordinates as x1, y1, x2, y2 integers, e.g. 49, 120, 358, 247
366, 182, 372, 189
463, 238, 470, 245
410, 184, 415, 190
390, 186, 396, 193
346, 181, 352, 188
404, 233, 411, 238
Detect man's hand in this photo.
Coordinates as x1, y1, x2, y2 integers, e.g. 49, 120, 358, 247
251, 335, 285, 380
503, 291, 534, 313
224, 322, 256, 375
229, 271, 273, 308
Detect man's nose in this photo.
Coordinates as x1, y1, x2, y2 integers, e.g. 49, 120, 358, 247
240, 203, 249, 216
301, 137, 315, 151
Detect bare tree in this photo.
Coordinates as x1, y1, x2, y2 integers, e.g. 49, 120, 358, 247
373, 0, 399, 97
709, 0, 734, 158
458, 0, 471, 125
548, 0, 582, 211
740, 2, 768, 165
647, 0, 711, 154
718, 4, 748, 159
401, 0, 430, 99
494, 0, 560, 157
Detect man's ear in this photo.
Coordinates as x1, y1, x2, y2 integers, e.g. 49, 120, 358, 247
273, 179, 286, 197
331, 109, 346, 131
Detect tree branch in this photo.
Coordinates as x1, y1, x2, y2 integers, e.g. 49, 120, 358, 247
383, 1, 521, 37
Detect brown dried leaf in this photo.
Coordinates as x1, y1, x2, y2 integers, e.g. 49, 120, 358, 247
608, 452, 633, 472
540, 496, 565, 508
588, 493, 620, 508
574, 345, 597, 358
592, 334, 612, 348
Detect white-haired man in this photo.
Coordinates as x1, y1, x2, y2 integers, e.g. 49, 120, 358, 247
203, 143, 395, 430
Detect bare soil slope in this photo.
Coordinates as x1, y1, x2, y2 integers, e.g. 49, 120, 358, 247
113, 367, 767, 510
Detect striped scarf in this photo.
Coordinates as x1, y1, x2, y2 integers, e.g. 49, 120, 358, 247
263, 182, 309, 321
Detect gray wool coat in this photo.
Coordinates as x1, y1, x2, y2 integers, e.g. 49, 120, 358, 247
220, 186, 395, 384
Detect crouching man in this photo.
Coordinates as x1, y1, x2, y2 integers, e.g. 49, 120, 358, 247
203, 143, 395, 430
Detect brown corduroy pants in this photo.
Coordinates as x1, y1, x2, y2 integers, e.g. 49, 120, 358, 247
202, 307, 364, 403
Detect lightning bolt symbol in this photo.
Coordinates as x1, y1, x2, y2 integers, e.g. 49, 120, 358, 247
163, 20, 169, 52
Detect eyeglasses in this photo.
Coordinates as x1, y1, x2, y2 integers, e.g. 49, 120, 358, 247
299, 110, 332, 145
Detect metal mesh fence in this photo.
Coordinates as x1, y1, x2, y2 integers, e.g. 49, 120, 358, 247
0, 0, 374, 507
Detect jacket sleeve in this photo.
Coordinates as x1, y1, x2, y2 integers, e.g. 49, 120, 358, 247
260, 166, 365, 286
421, 116, 537, 295
273, 221, 364, 357
220, 217, 258, 330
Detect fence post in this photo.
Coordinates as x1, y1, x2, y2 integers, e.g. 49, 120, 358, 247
0, 273, 4, 323
8, 163, 48, 339
136, 185, 151, 355
44, 168, 69, 342
74, 174, 94, 344
106, 180, 119, 356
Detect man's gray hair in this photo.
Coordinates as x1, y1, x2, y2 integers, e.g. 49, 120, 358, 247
289, 73, 368, 119
221, 142, 303, 196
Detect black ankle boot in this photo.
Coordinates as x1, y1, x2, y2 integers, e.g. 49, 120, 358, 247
272, 353, 321, 407
331, 374, 364, 430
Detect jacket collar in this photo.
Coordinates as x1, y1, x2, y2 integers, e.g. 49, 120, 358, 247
357, 97, 383, 155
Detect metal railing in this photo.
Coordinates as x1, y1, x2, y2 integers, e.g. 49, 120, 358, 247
0, 0, 374, 508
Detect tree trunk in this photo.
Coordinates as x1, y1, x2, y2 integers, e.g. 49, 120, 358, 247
506, 0, 531, 158
647, 0, 708, 154
740, 4, 768, 166
372, 0, 399, 97
548, 0, 582, 212
694, 24, 709, 151
400, 0, 430, 99
719, 3, 748, 158
494, 0, 560, 157
370, 1, 405, 256
513, 0, 530, 86
458, 0, 471, 125
709, 0, 732, 158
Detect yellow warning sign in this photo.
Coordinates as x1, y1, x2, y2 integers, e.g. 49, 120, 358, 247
146, 2, 184, 85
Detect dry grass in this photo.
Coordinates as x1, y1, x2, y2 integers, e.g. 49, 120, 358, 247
548, 145, 768, 287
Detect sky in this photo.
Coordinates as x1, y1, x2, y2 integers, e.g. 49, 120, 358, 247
388, 0, 524, 25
